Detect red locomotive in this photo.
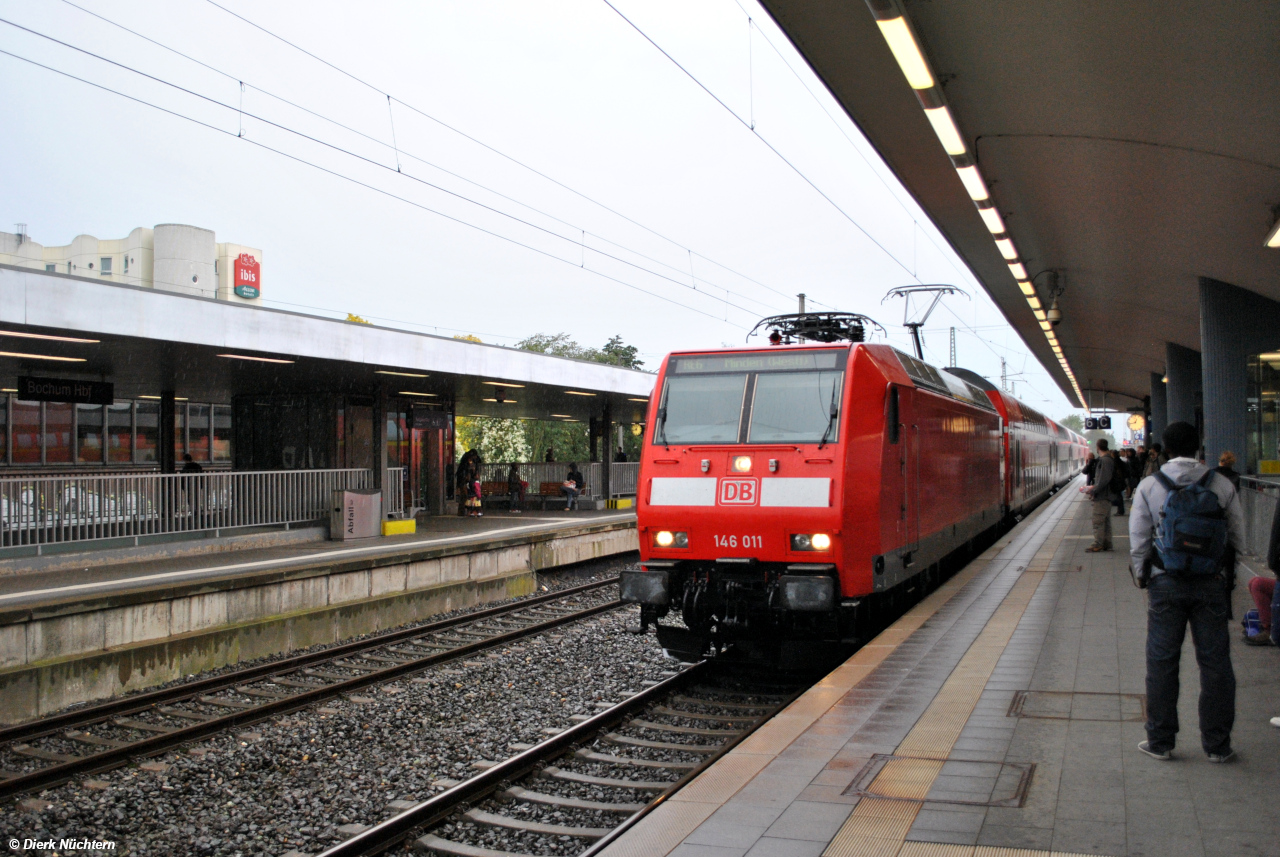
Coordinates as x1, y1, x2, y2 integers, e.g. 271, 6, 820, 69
620, 313, 1086, 661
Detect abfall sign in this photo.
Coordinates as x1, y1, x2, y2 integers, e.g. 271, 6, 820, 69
233, 253, 260, 299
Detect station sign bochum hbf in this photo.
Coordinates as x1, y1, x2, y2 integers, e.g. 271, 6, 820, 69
18, 376, 114, 405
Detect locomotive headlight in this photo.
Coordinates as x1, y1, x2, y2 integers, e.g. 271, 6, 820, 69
654, 530, 688, 548
731, 455, 753, 473
791, 533, 832, 551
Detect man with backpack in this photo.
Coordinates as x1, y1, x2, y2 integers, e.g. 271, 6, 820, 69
1086, 439, 1116, 552
1129, 421, 1244, 763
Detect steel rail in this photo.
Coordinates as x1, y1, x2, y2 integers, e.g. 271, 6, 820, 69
0, 576, 618, 746
0, 592, 622, 799
315, 664, 805, 857
314, 663, 707, 857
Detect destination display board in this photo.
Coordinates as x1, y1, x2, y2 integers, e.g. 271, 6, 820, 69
672, 351, 843, 374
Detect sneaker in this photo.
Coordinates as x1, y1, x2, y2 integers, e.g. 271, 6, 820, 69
1244, 630, 1274, 646
1138, 741, 1172, 760
1207, 749, 1236, 763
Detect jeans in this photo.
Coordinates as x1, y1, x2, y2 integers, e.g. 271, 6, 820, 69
1145, 574, 1235, 755
1090, 496, 1112, 548
1112, 490, 1125, 515
561, 486, 579, 509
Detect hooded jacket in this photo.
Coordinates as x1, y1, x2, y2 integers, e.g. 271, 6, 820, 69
1128, 457, 1244, 577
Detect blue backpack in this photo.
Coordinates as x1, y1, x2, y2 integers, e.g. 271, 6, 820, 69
1153, 470, 1229, 576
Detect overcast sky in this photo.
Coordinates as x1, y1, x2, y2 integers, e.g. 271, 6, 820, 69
0, 0, 1078, 418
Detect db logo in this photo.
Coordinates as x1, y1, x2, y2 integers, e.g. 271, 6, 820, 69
718, 478, 759, 505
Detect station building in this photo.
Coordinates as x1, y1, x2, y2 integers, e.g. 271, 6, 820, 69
0, 230, 652, 554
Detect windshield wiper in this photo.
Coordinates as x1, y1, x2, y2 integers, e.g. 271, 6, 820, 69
818, 377, 840, 449
657, 406, 671, 448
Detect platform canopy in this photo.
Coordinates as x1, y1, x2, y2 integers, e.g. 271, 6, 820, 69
758, 0, 1280, 408
0, 265, 654, 424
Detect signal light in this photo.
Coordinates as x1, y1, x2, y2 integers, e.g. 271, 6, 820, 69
732, 456, 753, 473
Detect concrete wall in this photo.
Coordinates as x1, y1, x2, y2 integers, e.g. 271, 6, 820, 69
0, 522, 636, 724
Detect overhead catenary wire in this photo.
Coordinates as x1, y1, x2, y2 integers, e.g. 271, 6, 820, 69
200, 0, 826, 312
52, 0, 786, 316
0, 17, 770, 324
727, 0, 976, 290
599, 0, 920, 286
0, 46, 746, 329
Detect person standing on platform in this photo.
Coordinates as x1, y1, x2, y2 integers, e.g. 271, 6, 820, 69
1086, 439, 1115, 552
562, 463, 584, 510
1110, 449, 1128, 516
506, 463, 525, 514
1129, 421, 1243, 763
544, 448, 555, 463
1214, 450, 1241, 489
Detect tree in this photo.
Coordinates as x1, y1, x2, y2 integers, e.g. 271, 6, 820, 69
458, 417, 532, 464
600, 335, 644, 369
1060, 414, 1084, 433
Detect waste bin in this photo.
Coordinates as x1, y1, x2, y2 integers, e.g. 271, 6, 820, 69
331, 489, 382, 540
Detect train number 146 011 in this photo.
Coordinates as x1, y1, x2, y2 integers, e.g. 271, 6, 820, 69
713, 534, 763, 549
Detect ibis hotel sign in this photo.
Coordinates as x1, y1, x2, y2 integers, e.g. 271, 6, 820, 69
233, 252, 261, 299
18, 376, 114, 405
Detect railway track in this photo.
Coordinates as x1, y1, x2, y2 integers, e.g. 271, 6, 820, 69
313, 662, 803, 857
0, 577, 622, 800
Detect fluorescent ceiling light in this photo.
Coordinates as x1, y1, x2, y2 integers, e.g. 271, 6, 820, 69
0, 350, 87, 362
978, 207, 1005, 234
1033, 310, 1047, 321
955, 165, 989, 201
876, 17, 934, 89
1027, 295, 1042, 310
399, 391, 437, 397
1266, 218, 1280, 248
1039, 320, 1052, 331
551, 414, 573, 418
0, 331, 99, 343
139, 395, 188, 400
1017, 281, 1035, 296
627, 398, 649, 402
1008, 262, 1028, 280
564, 391, 595, 396
482, 398, 516, 403
1, 388, 17, 392
923, 106, 966, 155
376, 370, 427, 378
485, 381, 525, 388
995, 238, 1018, 260
217, 353, 294, 364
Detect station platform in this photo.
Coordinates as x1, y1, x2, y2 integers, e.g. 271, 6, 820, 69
602, 485, 1279, 857
0, 510, 636, 724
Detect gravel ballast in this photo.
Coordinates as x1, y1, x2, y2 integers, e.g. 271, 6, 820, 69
1, 557, 684, 857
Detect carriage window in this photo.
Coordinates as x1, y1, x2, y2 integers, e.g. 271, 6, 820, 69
748, 371, 844, 443
654, 374, 748, 444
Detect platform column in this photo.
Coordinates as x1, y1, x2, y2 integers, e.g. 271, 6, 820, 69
1149, 373, 1167, 446
159, 390, 176, 474
1165, 342, 1201, 437
1200, 276, 1280, 471
601, 399, 613, 501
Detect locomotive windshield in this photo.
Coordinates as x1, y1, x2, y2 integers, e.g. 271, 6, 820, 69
655, 350, 846, 445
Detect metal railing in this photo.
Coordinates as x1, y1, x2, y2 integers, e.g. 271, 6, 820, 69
1, 468, 379, 550
477, 461, 641, 499
383, 467, 406, 518
1238, 475, 1280, 560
